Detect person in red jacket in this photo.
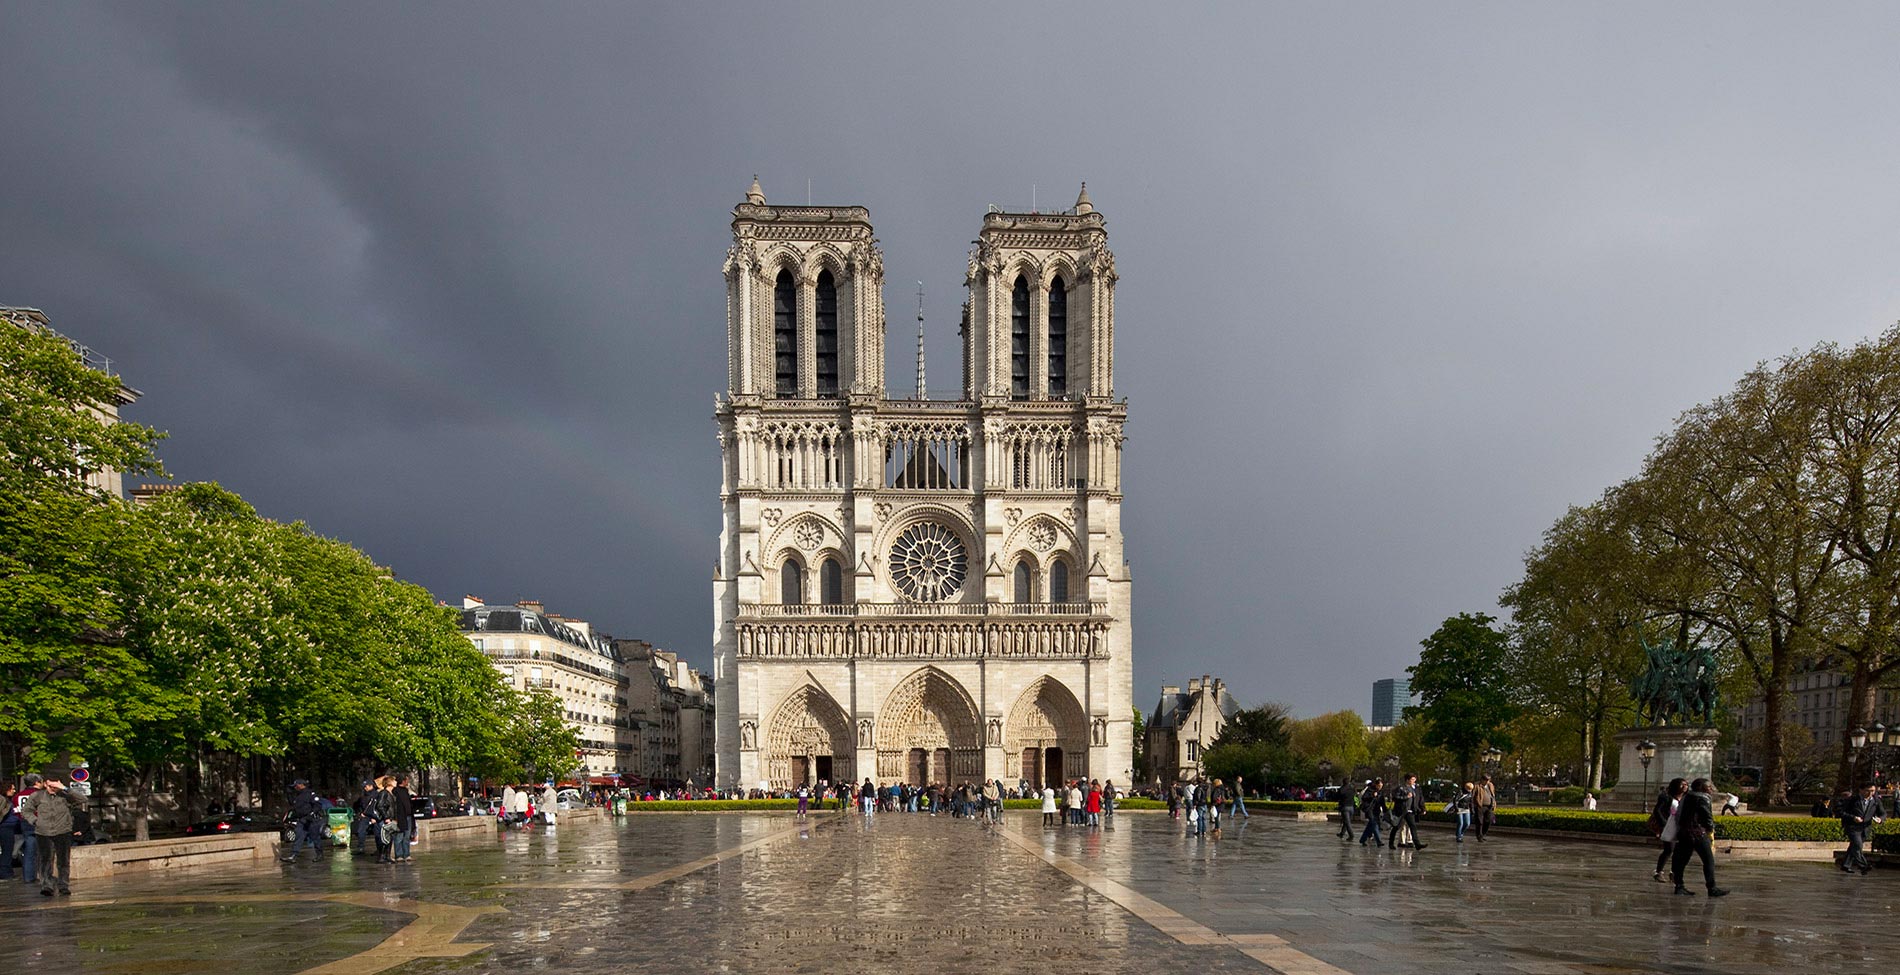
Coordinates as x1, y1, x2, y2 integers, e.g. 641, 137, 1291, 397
1086, 780, 1104, 828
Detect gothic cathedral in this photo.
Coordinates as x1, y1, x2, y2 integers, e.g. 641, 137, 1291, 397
712, 179, 1132, 792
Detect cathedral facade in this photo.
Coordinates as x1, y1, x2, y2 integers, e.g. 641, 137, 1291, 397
711, 180, 1131, 792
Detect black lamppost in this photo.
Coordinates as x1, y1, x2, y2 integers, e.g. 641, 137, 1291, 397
1638, 739, 1657, 805
1851, 726, 1870, 790
1318, 759, 1334, 788
1384, 755, 1400, 788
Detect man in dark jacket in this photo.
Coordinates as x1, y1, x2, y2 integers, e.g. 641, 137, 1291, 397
1357, 779, 1387, 846
282, 780, 326, 862
20, 773, 82, 896
1389, 774, 1428, 850
1839, 783, 1885, 875
1669, 778, 1729, 897
1335, 784, 1357, 840
391, 775, 415, 862
349, 781, 375, 857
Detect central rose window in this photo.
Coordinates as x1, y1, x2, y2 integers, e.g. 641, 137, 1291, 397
889, 522, 967, 602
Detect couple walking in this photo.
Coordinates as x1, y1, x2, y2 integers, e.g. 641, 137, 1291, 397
1649, 777, 1728, 897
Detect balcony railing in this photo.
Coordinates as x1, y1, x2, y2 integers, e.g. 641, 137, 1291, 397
742, 600, 1104, 619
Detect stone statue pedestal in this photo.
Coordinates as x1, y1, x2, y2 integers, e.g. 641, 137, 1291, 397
1606, 726, 1720, 811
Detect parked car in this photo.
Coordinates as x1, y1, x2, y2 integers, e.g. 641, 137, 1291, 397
410, 795, 464, 819
183, 813, 280, 836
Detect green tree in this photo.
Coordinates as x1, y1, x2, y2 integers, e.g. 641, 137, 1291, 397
0, 321, 165, 496
1502, 501, 1644, 791
1202, 704, 1294, 790
0, 323, 167, 777
1288, 709, 1371, 781
1407, 613, 1517, 782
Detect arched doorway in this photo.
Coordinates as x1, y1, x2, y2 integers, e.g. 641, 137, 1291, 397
875, 667, 982, 785
1004, 676, 1088, 790
765, 683, 853, 789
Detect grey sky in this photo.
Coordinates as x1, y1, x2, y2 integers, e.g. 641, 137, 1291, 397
6, 3, 1900, 718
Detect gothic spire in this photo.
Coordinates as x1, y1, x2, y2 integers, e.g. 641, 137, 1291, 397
745, 175, 766, 205
1073, 182, 1093, 215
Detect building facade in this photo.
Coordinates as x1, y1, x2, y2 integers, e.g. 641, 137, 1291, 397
460, 597, 637, 780
712, 180, 1134, 792
1371, 677, 1414, 727
1145, 675, 1238, 787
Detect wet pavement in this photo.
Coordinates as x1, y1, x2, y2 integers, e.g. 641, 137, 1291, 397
0, 810, 1892, 974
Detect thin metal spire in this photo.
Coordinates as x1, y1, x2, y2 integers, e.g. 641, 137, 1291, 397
915, 281, 927, 399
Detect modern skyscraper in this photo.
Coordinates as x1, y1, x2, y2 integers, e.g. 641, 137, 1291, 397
1372, 678, 1415, 727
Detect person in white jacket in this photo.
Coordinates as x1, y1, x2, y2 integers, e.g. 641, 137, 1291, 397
1040, 785, 1057, 828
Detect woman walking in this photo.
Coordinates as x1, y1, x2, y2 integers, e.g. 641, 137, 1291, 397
1651, 778, 1685, 883
1453, 782, 1475, 842
1669, 778, 1728, 897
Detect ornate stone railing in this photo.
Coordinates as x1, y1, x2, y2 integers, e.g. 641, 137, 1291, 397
743, 601, 1104, 619
734, 616, 1110, 661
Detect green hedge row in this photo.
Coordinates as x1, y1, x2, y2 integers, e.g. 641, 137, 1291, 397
617, 796, 1177, 813
1418, 807, 1900, 842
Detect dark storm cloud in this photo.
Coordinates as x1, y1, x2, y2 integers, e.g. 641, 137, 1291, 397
7, 2, 1900, 717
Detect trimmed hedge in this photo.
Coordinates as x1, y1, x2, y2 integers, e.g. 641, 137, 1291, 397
619, 796, 1177, 813
1419, 807, 1900, 842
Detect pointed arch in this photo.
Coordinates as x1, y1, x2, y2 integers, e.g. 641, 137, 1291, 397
876, 666, 982, 784
780, 557, 804, 605
1047, 276, 1067, 398
774, 268, 798, 396
820, 556, 844, 606
1004, 676, 1089, 789
1012, 557, 1036, 604
765, 681, 854, 788
1049, 558, 1071, 604
815, 269, 838, 396
1010, 274, 1030, 400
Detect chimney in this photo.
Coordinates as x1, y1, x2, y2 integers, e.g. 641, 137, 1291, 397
518, 599, 545, 613
1161, 685, 1180, 698
462, 595, 484, 609
1187, 677, 1202, 693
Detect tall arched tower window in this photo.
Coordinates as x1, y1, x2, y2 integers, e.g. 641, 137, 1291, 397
815, 270, 838, 396
781, 559, 804, 605
820, 557, 843, 605
774, 270, 798, 396
1047, 277, 1067, 398
1049, 560, 1070, 604
1011, 275, 1030, 400
1013, 561, 1034, 604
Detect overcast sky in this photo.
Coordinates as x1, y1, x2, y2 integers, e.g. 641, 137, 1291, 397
6, 3, 1900, 719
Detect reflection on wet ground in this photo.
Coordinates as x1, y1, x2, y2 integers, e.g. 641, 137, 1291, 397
0, 811, 1891, 974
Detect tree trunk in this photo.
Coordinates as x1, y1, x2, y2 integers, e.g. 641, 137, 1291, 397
133, 764, 155, 842
1836, 658, 1878, 793
1757, 637, 1792, 806
1587, 711, 1606, 790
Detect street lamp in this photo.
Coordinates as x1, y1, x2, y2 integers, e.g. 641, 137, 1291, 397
1851, 726, 1869, 790
1638, 739, 1657, 805
1318, 759, 1334, 788
1384, 755, 1400, 785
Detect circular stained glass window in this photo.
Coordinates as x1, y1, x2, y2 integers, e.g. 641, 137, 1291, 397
889, 522, 967, 603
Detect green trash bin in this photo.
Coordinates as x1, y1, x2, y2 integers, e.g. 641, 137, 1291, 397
326, 807, 353, 848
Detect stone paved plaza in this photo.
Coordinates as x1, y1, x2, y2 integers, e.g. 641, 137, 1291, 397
0, 811, 1893, 974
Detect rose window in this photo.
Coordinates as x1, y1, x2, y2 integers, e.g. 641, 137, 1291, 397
889, 522, 967, 602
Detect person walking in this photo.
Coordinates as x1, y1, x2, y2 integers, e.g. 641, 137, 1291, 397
367, 777, 399, 863
392, 775, 416, 862
795, 783, 810, 819
1167, 783, 1182, 821
1839, 783, 1885, 875
1388, 775, 1426, 850
1103, 779, 1118, 829
1358, 779, 1386, 847
1472, 775, 1497, 842
1650, 778, 1686, 883
1452, 782, 1475, 842
1040, 783, 1058, 828
1230, 776, 1250, 820
859, 778, 876, 817
14, 774, 43, 885
20, 772, 83, 896
0, 782, 21, 882
350, 781, 376, 854
282, 779, 327, 862
983, 779, 1002, 823
1670, 778, 1728, 897
1336, 783, 1358, 840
